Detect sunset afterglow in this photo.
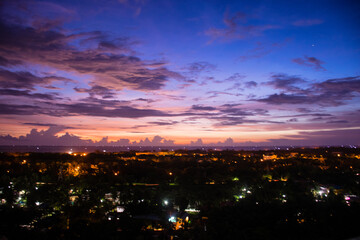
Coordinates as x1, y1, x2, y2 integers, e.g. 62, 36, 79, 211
0, 0, 359, 146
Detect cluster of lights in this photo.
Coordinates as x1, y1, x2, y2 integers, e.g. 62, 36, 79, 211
168, 216, 176, 223
116, 206, 125, 213
235, 187, 252, 200
185, 208, 200, 213
344, 195, 357, 206
15, 190, 27, 207
312, 186, 329, 200
67, 150, 87, 156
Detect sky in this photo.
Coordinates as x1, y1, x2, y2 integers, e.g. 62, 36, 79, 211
0, 0, 359, 146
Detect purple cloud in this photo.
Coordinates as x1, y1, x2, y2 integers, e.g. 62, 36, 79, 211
0, 56, 22, 66
212, 116, 277, 126
0, 126, 176, 146
190, 138, 203, 146
74, 85, 116, 99
191, 105, 217, 111
315, 76, 360, 93
0, 100, 170, 118
258, 75, 360, 106
244, 81, 257, 88
0, 69, 72, 90
147, 120, 179, 126
0, 126, 90, 146
56, 102, 173, 118
271, 129, 360, 146
0, 8, 183, 92
0, 89, 60, 100
0, 95, 220, 119
206, 91, 242, 98
205, 11, 280, 42
215, 73, 246, 85
265, 74, 306, 93
186, 61, 216, 74
292, 56, 326, 71
134, 98, 157, 103
219, 107, 256, 116
256, 93, 343, 106
23, 122, 62, 127
131, 135, 175, 146
238, 40, 289, 61
0, 103, 45, 115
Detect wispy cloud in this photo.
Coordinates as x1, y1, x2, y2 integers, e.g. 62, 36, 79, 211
74, 85, 116, 99
244, 81, 257, 88
205, 10, 280, 42
265, 74, 306, 93
0, 4, 183, 92
314, 76, 360, 93
0, 88, 60, 100
191, 105, 217, 111
0, 69, 73, 90
147, 120, 179, 126
292, 56, 326, 71
256, 75, 360, 106
186, 61, 216, 74
238, 40, 289, 61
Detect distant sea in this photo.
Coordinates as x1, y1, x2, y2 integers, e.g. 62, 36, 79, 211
0, 145, 298, 153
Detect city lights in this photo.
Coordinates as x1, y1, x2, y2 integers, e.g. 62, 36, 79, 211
0, 148, 359, 238
168, 216, 176, 223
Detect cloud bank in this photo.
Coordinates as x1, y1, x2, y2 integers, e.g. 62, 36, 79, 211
1, 127, 358, 146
